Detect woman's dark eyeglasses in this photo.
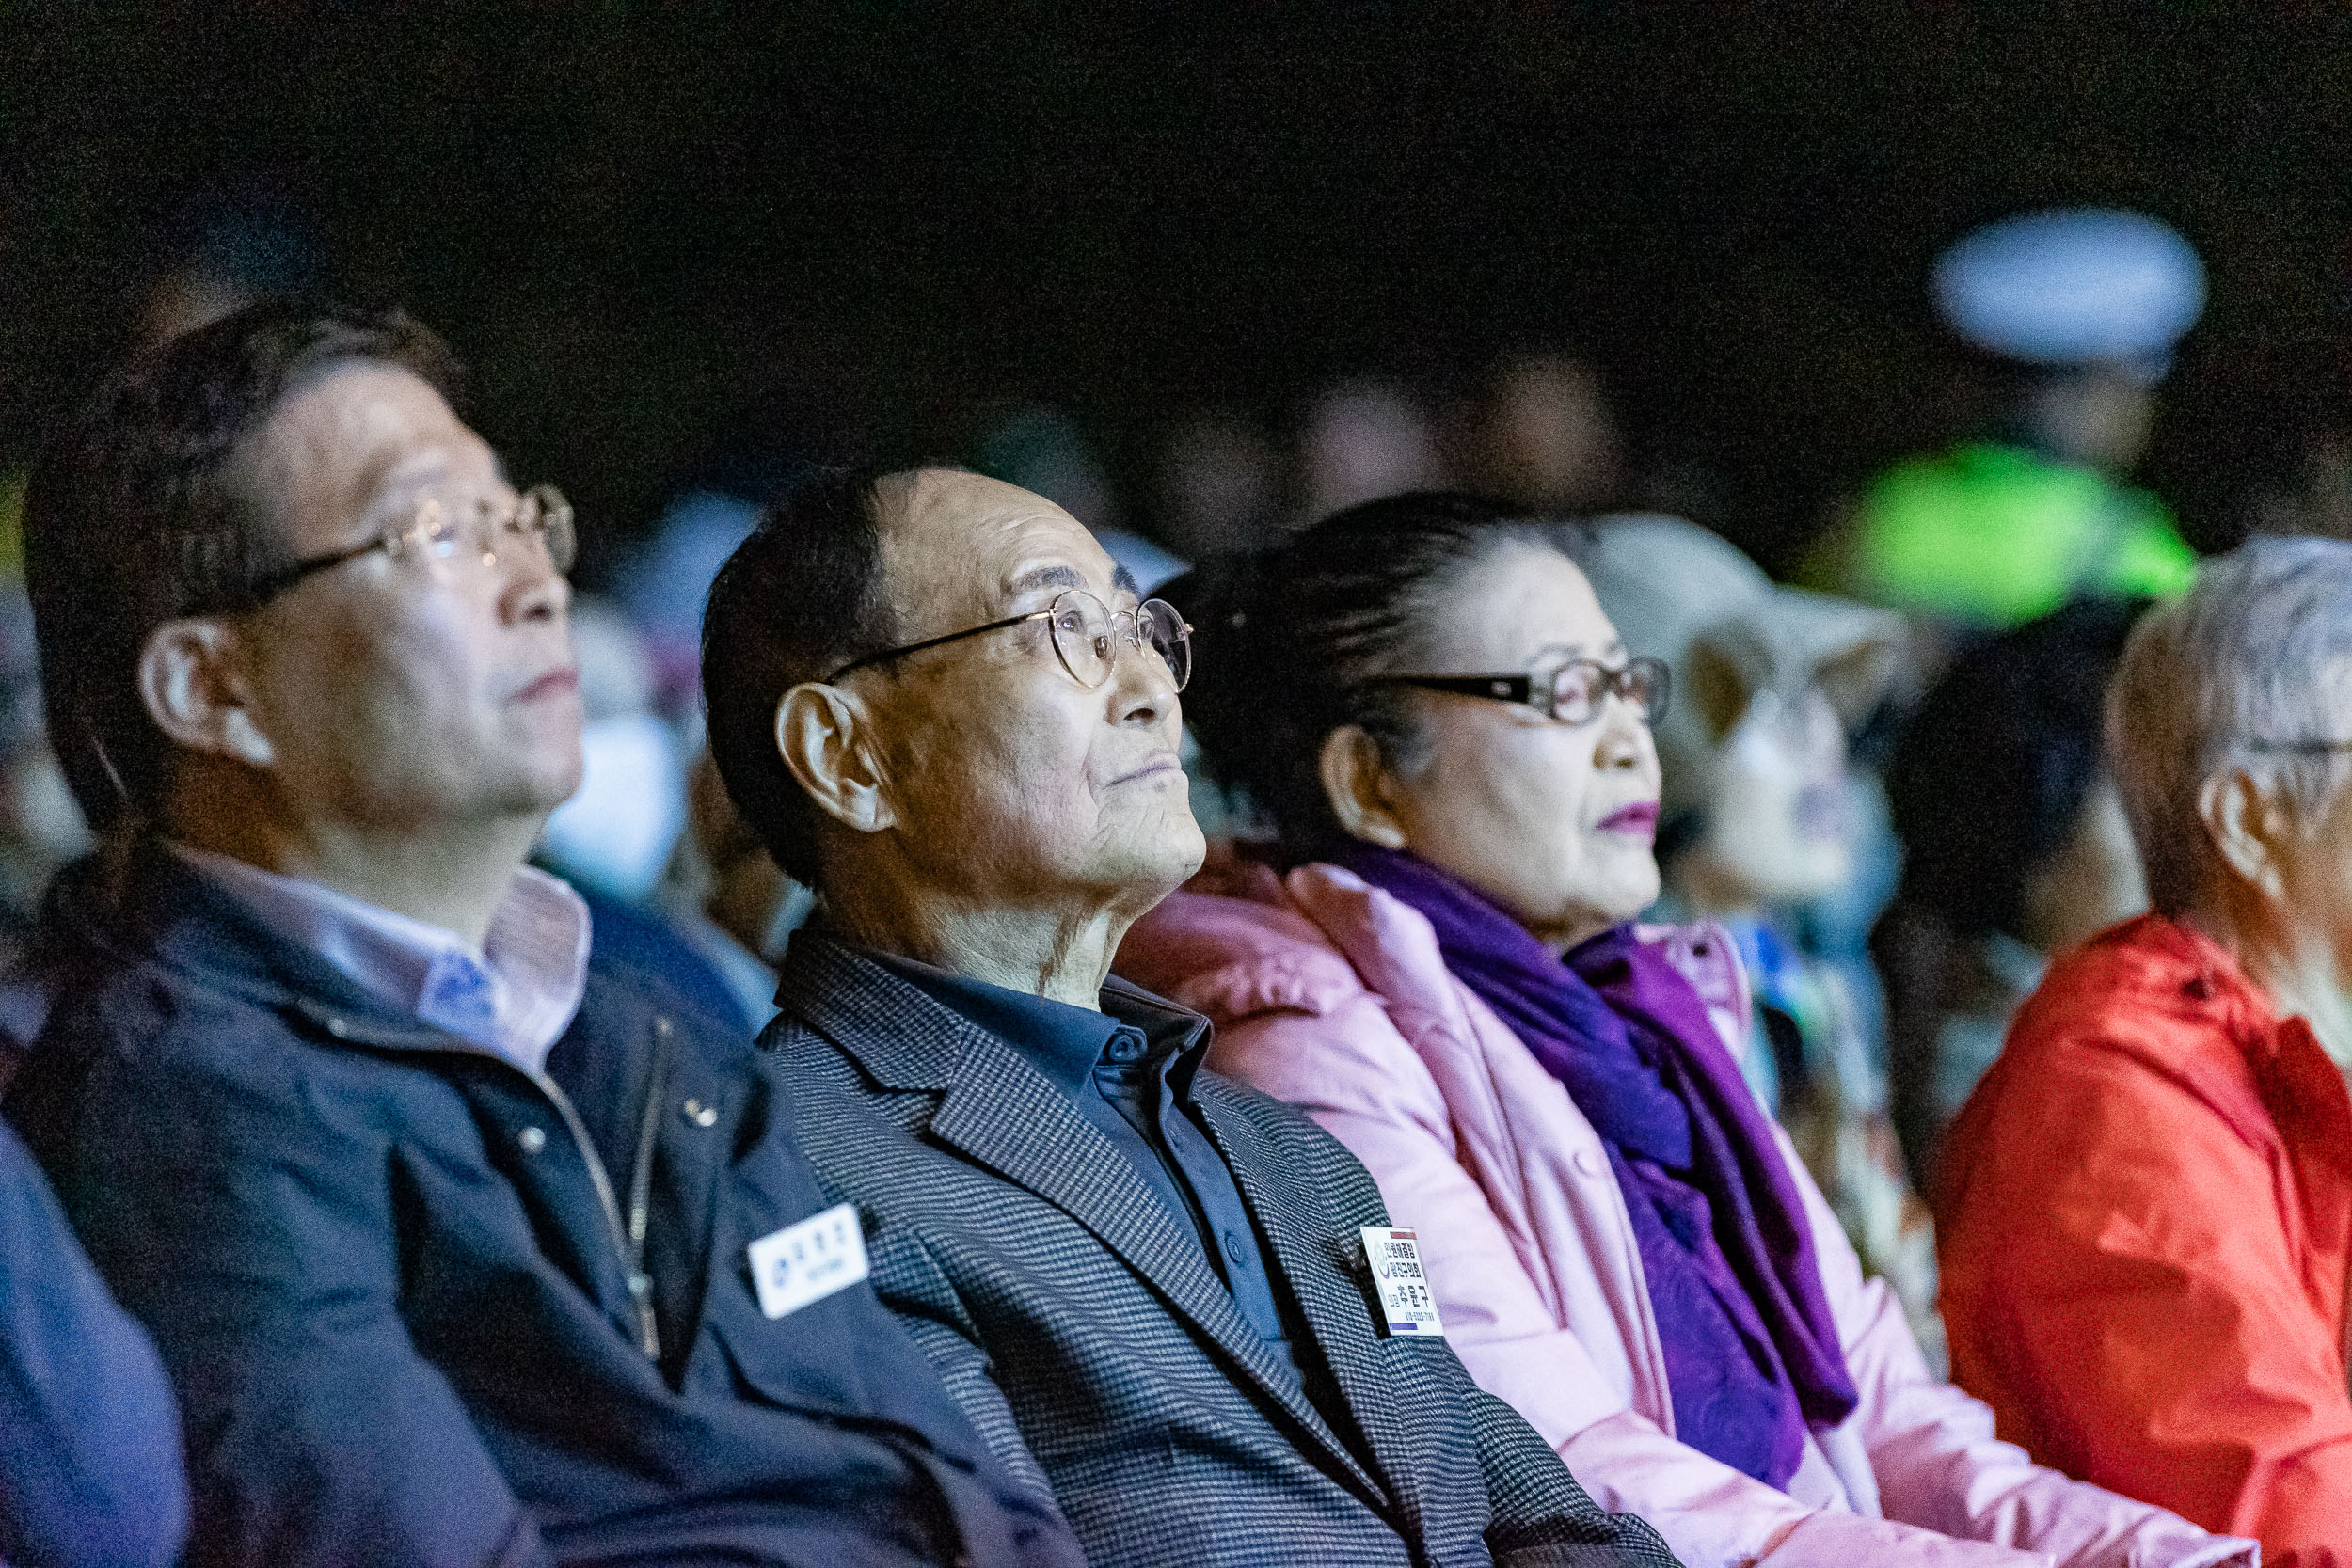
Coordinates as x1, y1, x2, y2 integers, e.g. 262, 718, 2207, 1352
230, 484, 576, 610
1370, 654, 1670, 727
827, 589, 1192, 692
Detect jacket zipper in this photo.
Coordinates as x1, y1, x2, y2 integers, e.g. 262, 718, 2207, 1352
526, 1012, 673, 1365
313, 1004, 674, 1363
623, 1015, 678, 1359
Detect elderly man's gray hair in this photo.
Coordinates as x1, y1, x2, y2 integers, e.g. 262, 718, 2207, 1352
2108, 536, 2352, 914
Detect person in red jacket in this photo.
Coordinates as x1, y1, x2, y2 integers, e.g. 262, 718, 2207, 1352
1938, 535, 2352, 1561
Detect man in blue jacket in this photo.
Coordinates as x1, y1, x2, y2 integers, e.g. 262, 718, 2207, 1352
4, 303, 1084, 1568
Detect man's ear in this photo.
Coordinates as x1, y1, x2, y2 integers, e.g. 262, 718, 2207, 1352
137, 618, 273, 768
2200, 767, 2289, 902
1318, 724, 1408, 849
775, 682, 896, 836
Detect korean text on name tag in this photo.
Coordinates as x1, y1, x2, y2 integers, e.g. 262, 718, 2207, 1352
1360, 1225, 1445, 1338
748, 1202, 870, 1320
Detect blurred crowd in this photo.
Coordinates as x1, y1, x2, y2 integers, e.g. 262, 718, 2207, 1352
1, 197, 2347, 1568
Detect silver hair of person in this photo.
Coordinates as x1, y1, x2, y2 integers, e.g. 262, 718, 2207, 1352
2106, 535, 2352, 915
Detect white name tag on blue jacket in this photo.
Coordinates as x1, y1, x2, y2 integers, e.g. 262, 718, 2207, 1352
1361, 1226, 1445, 1337
749, 1203, 870, 1320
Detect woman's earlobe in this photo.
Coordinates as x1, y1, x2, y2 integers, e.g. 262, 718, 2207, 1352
1318, 725, 1408, 849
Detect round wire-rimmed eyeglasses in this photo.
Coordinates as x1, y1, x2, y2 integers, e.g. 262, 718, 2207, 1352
827, 588, 1193, 692
228, 484, 576, 611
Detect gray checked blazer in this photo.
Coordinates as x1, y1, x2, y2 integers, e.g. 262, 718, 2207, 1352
763, 933, 1680, 1568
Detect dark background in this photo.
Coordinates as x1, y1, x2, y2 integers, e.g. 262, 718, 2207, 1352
4, 2, 2348, 576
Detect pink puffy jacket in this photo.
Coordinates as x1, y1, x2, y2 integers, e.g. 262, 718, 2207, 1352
1117, 856, 2256, 1568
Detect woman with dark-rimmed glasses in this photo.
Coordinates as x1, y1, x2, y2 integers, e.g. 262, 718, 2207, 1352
1117, 492, 2249, 1567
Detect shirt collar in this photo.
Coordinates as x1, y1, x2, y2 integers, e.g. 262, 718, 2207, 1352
864, 950, 1208, 1095
168, 843, 591, 1075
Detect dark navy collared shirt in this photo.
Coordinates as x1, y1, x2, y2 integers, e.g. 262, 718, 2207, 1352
869, 953, 1303, 1384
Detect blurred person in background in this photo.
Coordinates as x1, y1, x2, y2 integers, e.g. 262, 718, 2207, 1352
617, 486, 764, 707
1816, 209, 2201, 630
0, 1115, 185, 1568
1297, 375, 1447, 521
136, 172, 323, 346
1147, 406, 1295, 839
0, 476, 96, 1077
1152, 405, 1285, 560
2240, 415, 2352, 543
615, 383, 873, 712
1473, 350, 1629, 515
1873, 598, 2151, 1196
977, 403, 1185, 593
0, 531, 182, 1568
646, 748, 811, 1034
1580, 515, 1937, 1351
533, 595, 762, 1038
6, 302, 1084, 1568
536, 595, 684, 908
1939, 538, 2352, 1558
1120, 492, 2249, 1567
0, 582, 94, 1071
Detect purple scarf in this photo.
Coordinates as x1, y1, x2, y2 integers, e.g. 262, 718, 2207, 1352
1346, 847, 1858, 1487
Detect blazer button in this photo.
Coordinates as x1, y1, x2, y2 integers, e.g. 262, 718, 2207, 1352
517, 1126, 548, 1155
681, 1098, 720, 1128
1573, 1147, 1605, 1177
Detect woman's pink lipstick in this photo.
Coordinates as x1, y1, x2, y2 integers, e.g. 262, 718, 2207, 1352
1597, 800, 1660, 837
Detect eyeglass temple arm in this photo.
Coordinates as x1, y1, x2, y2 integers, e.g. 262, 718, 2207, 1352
823, 609, 1051, 685
231, 537, 389, 611
1374, 674, 1536, 701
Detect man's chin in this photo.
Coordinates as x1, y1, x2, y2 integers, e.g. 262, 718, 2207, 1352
493, 753, 586, 825
1122, 818, 1210, 907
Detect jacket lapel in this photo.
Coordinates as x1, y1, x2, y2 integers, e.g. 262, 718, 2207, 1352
774, 936, 1386, 1500
1193, 1088, 1436, 1550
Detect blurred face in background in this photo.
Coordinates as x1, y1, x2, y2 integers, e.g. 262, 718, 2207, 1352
2020, 776, 2147, 955
1480, 354, 1625, 512
1299, 379, 1442, 520
1155, 409, 1281, 558
1690, 678, 1853, 907
1348, 541, 1662, 953
2026, 364, 2155, 474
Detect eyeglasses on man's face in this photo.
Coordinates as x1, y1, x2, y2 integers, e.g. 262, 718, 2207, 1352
827, 588, 1193, 693
231, 483, 576, 610
1371, 654, 1670, 727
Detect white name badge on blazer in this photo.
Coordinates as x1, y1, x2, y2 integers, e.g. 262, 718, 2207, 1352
1360, 1226, 1445, 1338
748, 1203, 870, 1320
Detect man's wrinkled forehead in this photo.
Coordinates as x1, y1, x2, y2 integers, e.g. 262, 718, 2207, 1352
875, 467, 1124, 624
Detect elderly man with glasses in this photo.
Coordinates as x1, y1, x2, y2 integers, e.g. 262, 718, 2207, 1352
1938, 537, 2352, 1558
699, 466, 1680, 1568
3, 306, 1085, 1568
